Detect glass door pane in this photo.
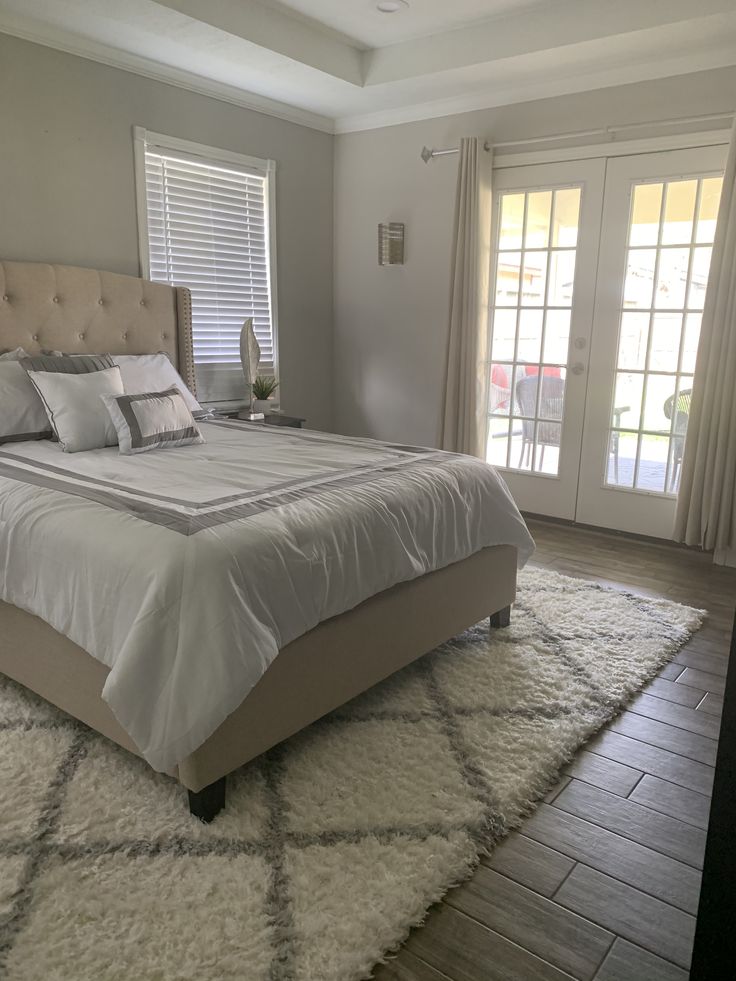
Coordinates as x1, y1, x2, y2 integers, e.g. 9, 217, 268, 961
576, 143, 727, 540
607, 176, 722, 495
488, 186, 581, 476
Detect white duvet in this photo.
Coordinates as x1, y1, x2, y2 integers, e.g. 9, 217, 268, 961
0, 422, 534, 770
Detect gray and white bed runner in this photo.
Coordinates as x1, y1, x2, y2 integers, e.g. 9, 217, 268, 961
0, 423, 483, 535
0, 421, 534, 770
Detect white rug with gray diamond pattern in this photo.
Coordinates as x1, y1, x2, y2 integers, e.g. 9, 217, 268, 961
0, 568, 704, 981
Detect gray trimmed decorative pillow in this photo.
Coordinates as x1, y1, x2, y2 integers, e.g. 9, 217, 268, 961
26, 366, 125, 453
14, 353, 118, 445
19, 354, 115, 374
0, 362, 53, 444
100, 386, 205, 455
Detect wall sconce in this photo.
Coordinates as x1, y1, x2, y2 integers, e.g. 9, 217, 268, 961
378, 222, 405, 265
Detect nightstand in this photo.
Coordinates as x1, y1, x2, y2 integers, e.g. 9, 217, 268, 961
260, 414, 305, 429
218, 409, 305, 429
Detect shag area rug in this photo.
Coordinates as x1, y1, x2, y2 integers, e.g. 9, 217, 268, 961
0, 568, 703, 981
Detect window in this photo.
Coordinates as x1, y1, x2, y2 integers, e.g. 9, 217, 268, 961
134, 128, 277, 403
607, 176, 722, 493
488, 186, 582, 475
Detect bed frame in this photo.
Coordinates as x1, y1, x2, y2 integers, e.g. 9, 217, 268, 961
0, 260, 518, 821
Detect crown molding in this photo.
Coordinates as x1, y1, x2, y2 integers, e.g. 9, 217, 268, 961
335, 46, 736, 134
0, 20, 336, 134
2, 13, 735, 140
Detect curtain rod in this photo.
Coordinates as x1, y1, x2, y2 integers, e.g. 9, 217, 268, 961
420, 111, 734, 162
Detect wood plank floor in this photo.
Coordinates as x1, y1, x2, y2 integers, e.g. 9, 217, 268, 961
375, 519, 736, 981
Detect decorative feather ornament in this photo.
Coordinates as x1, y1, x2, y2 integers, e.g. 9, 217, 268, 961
239, 318, 264, 419
240, 318, 260, 389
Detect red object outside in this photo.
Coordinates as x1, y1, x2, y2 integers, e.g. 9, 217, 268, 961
522, 365, 562, 378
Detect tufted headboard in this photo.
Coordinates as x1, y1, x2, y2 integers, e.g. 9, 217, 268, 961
0, 261, 196, 395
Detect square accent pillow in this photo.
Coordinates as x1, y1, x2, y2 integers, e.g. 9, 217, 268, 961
26, 365, 125, 453
100, 386, 205, 455
111, 354, 202, 415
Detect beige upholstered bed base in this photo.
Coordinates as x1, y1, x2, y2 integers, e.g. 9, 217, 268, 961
0, 260, 519, 818
0, 545, 517, 795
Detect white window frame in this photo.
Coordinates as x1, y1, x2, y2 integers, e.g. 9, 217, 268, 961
133, 126, 279, 404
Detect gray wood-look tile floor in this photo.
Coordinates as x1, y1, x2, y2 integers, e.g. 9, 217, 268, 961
374, 519, 736, 981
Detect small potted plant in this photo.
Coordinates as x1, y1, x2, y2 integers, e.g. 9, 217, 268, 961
252, 375, 279, 415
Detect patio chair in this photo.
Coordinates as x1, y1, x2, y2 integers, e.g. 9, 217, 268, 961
610, 406, 630, 484
664, 388, 692, 492
490, 364, 511, 414
515, 374, 565, 468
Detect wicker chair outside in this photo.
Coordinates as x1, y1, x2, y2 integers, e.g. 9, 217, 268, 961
664, 388, 692, 492
515, 374, 565, 468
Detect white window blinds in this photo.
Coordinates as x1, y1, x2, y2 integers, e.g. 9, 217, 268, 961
137, 132, 276, 403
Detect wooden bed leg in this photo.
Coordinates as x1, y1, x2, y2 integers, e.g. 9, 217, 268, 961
490, 605, 511, 629
188, 776, 226, 823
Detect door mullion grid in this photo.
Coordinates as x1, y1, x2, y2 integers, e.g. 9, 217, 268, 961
664, 177, 703, 493
634, 242, 710, 251
488, 196, 512, 469
532, 193, 558, 471
608, 367, 692, 377
632, 180, 668, 491
505, 193, 529, 468
492, 303, 576, 311
612, 305, 709, 314
617, 426, 696, 439
521, 194, 537, 470
499, 311, 519, 470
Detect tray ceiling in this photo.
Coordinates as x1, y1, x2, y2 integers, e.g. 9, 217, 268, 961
257, 0, 550, 47
1, 0, 735, 133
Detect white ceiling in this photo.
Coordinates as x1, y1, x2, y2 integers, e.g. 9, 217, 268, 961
258, 0, 550, 47
1, 0, 735, 133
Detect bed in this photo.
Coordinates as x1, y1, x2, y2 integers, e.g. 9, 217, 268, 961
0, 260, 534, 821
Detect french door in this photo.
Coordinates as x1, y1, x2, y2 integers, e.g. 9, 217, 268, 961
488, 144, 727, 537
488, 159, 605, 519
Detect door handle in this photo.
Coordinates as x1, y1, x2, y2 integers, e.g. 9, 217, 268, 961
571, 362, 585, 375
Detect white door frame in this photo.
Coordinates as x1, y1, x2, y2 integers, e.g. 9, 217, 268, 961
575, 144, 728, 538
488, 158, 606, 519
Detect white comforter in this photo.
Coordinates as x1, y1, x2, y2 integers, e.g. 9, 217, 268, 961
0, 422, 534, 770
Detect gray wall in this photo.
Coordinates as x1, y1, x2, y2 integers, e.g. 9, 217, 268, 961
0, 34, 334, 429
333, 67, 736, 446
3, 33, 735, 443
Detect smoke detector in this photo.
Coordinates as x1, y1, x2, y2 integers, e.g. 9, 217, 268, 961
376, 0, 409, 12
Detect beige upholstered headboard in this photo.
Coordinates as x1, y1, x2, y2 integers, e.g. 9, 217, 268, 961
0, 261, 196, 395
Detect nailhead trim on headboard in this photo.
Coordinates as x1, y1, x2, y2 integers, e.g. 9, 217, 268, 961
175, 287, 196, 397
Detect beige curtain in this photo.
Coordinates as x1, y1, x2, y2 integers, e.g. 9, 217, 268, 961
439, 137, 493, 457
674, 121, 736, 563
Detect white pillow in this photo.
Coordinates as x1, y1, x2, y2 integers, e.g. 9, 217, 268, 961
112, 354, 201, 414
26, 366, 125, 453
0, 362, 52, 444
0, 347, 29, 361
100, 386, 205, 455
